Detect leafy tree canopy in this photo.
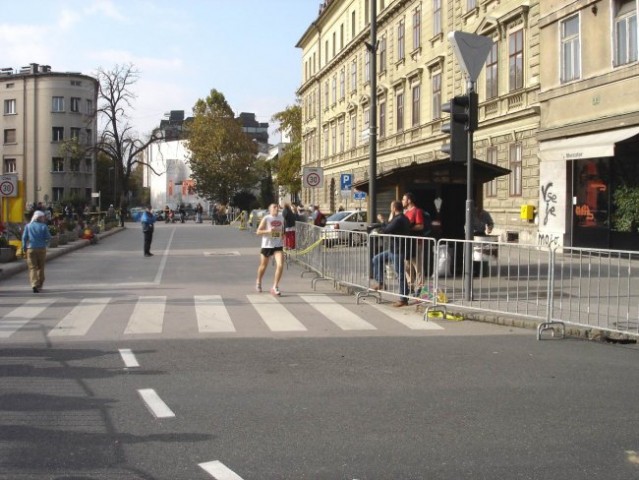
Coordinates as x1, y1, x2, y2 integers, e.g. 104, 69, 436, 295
186, 89, 258, 204
271, 102, 301, 197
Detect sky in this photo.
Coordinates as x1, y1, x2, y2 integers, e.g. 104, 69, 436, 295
0, 0, 319, 142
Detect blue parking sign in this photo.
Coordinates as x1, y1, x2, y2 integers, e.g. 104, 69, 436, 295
353, 191, 366, 200
340, 174, 352, 191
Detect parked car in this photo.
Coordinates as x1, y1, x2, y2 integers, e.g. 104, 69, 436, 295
322, 210, 369, 246
129, 207, 145, 222
248, 209, 268, 228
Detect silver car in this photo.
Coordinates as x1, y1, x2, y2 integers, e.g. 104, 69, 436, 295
322, 210, 369, 246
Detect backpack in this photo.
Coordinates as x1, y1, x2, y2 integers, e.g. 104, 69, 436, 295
315, 212, 327, 227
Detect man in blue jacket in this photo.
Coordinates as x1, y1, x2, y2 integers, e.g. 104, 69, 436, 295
21, 210, 52, 293
140, 205, 156, 257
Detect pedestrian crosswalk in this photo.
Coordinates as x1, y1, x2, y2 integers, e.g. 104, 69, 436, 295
0, 293, 444, 341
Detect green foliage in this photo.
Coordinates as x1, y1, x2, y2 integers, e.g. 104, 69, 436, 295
613, 185, 639, 232
232, 190, 257, 212
259, 163, 275, 207
186, 89, 258, 203
271, 103, 302, 196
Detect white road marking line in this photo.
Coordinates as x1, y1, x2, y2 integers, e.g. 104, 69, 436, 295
195, 295, 236, 332
48, 298, 110, 336
0, 299, 56, 338
119, 348, 140, 368
124, 296, 166, 334
199, 460, 244, 480
137, 389, 175, 418
300, 294, 377, 330
368, 302, 444, 330
247, 294, 307, 331
153, 227, 176, 285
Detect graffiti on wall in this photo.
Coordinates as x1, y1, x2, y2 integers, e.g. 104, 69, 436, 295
537, 232, 561, 247
541, 182, 557, 226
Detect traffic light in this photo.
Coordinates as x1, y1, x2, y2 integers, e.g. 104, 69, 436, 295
441, 93, 478, 163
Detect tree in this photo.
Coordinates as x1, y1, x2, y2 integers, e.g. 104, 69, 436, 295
95, 64, 163, 207
271, 102, 302, 198
185, 89, 258, 204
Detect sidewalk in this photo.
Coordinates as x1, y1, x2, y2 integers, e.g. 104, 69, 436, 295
0, 227, 124, 281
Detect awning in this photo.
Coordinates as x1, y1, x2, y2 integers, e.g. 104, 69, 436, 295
538, 126, 639, 162
352, 158, 511, 192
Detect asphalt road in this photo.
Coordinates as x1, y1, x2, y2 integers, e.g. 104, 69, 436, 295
1, 222, 638, 479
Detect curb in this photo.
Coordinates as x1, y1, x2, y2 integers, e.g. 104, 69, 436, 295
0, 226, 125, 281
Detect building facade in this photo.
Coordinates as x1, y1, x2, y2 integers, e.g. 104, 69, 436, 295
0, 63, 98, 212
298, 0, 639, 249
143, 111, 269, 211
538, 0, 639, 250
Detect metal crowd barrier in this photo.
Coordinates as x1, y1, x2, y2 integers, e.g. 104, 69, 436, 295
277, 225, 639, 340
542, 246, 639, 338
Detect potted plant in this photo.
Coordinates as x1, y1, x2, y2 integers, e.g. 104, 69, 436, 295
48, 225, 59, 248
0, 236, 17, 263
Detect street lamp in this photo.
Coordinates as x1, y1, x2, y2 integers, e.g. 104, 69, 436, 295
108, 167, 114, 206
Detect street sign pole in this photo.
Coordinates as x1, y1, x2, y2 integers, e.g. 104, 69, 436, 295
448, 31, 492, 301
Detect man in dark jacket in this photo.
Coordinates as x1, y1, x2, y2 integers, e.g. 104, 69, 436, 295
370, 200, 411, 307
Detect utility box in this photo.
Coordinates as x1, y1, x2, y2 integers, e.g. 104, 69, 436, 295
520, 205, 535, 221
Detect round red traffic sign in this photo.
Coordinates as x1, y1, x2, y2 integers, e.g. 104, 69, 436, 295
0, 180, 15, 196
306, 173, 321, 187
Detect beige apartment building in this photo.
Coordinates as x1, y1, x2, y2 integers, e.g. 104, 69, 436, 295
538, 0, 639, 250
297, 0, 542, 243
0, 63, 98, 214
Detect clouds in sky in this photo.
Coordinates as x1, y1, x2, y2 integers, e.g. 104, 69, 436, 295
0, 0, 316, 139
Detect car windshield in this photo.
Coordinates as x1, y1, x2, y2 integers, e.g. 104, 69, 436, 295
327, 211, 352, 221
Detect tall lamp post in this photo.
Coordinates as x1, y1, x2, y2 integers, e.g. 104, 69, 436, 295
108, 167, 114, 206
365, 0, 378, 223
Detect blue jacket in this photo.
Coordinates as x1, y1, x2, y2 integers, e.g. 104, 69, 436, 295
22, 222, 52, 250
141, 211, 156, 231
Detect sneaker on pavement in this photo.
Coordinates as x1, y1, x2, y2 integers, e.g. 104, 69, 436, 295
270, 286, 281, 296
256, 283, 262, 293
392, 300, 409, 308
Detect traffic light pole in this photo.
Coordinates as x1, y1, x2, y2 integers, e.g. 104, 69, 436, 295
464, 80, 475, 301
367, 0, 378, 224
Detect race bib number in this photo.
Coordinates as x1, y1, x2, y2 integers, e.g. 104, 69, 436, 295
271, 228, 282, 238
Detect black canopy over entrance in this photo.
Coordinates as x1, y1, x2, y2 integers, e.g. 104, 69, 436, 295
352, 158, 511, 191
352, 158, 511, 240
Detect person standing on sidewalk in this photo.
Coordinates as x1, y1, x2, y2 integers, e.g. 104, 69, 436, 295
21, 210, 52, 293
402, 192, 426, 296
140, 205, 156, 257
255, 203, 285, 296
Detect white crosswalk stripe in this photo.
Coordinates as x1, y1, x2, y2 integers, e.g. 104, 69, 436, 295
300, 294, 376, 330
0, 294, 444, 339
0, 299, 56, 338
195, 295, 236, 333
48, 298, 110, 337
246, 294, 307, 331
367, 302, 445, 330
124, 296, 167, 334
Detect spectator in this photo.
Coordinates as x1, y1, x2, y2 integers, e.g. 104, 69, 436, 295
370, 200, 411, 307
402, 192, 426, 296
21, 210, 52, 293
140, 205, 156, 257
472, 205, 494, 235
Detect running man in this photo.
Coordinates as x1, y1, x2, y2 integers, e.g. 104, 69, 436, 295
255, 203, 285, 296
